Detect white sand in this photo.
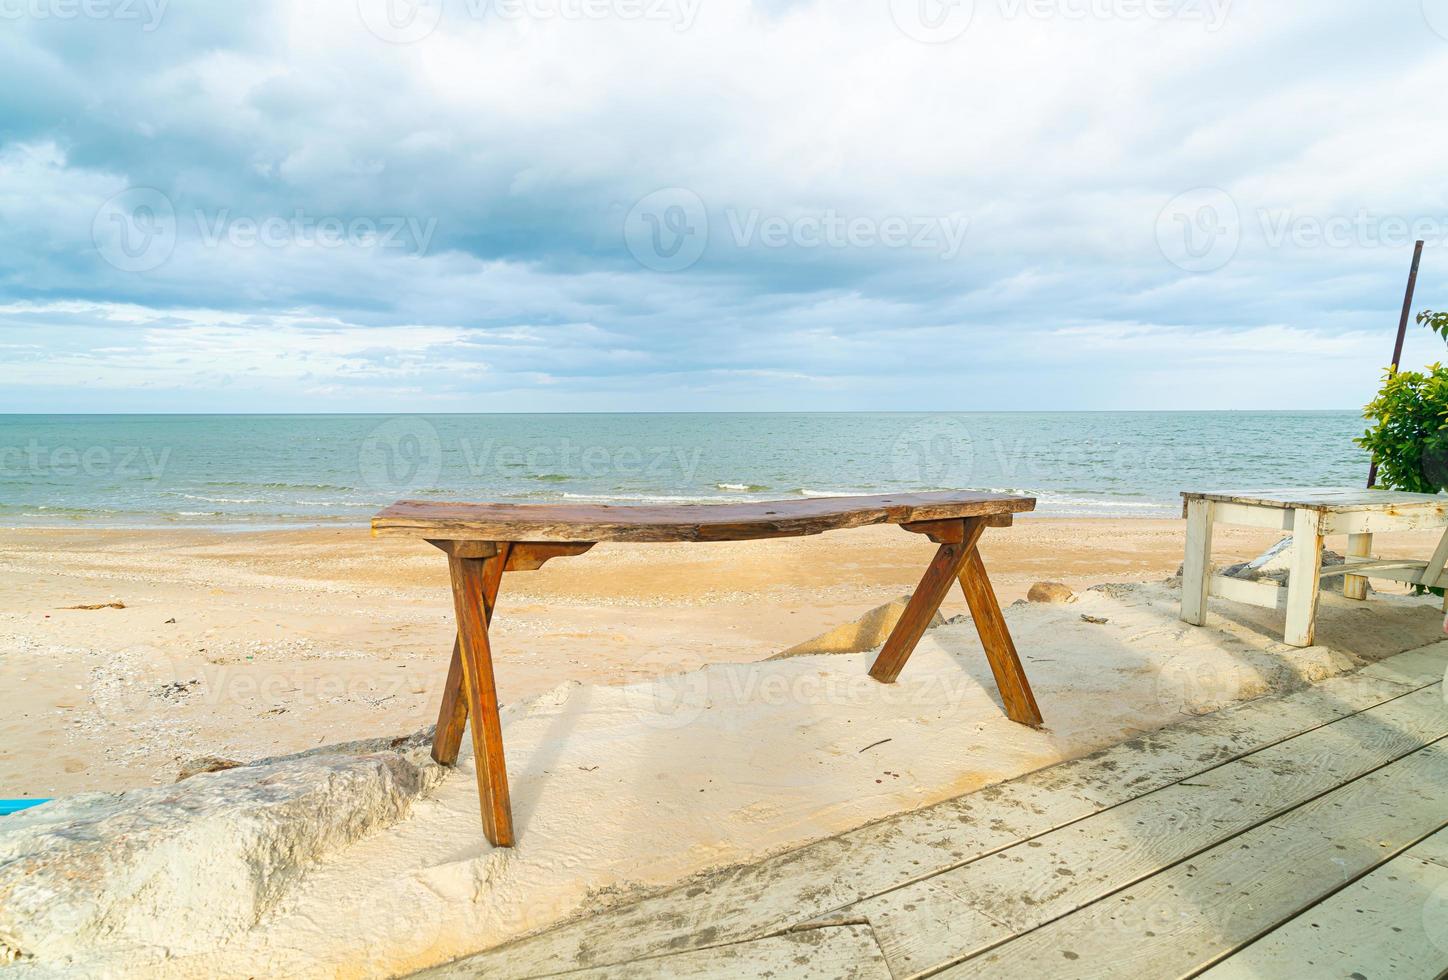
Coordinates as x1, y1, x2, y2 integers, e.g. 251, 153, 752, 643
10, 579, 1439, 978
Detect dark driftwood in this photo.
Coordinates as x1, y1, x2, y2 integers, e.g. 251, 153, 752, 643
374, 490, 1034, 543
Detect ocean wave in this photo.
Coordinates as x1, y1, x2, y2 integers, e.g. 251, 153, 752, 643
716, 483, 770, 492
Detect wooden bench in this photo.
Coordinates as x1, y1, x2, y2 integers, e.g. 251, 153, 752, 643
372, 491, 1041, 847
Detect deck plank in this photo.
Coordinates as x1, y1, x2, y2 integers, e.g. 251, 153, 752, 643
418, 662, 1428, 978
844, 684, 1448, 976
1362, 641, 1448, 686
1201, 835, 1448, 980
564, 925, 892, 979
937, 741, 1448, 979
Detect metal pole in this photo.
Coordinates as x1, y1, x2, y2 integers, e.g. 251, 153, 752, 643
1367, 239, 1425, 488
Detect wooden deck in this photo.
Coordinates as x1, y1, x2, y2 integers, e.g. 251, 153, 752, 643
418, 642, 1448, 979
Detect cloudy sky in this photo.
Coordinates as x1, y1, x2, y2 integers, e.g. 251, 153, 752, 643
2, 0, 1446, 412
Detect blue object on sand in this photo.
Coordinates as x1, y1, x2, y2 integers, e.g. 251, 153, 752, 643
0, 799, 49, 816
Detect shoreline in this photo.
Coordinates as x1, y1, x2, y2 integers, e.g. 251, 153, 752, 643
3, 516, 1440, 799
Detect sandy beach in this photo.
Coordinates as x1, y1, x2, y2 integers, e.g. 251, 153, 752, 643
2, 516, 1442, 799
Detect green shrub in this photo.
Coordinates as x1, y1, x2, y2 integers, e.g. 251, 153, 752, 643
1358, 313, 1448, 494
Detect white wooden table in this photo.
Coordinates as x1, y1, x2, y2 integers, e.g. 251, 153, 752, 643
1179, 488, 1448, 647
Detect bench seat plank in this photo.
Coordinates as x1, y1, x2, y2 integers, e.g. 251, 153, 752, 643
373, 491, 1035, 543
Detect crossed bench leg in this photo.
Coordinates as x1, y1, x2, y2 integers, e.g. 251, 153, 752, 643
428, 517, 1041, 848
869, 516, 1043, 727
428, 539, 593, 847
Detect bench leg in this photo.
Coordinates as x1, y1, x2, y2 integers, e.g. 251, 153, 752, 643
1180, 498, 1213, 626
869, 519, 984, 683
958, 549, 1043, 728
1283, 509, 1324, 648
447, 550, 515, 847
1343, 533, 1372, 600
433, 542, 510, 767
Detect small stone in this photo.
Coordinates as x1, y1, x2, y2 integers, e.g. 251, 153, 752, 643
1080, 614, 1109, 625
1027, 582, 1075, 604
175, 756, 243, 782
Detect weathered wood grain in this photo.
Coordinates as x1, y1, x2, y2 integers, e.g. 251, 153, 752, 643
850, 684, 1448, 976
937, 741, 1448, 979
564, 925, 892, 979
503, 542, 594, 571
1182, 487, 1448, 512
374, 491, 1034, 543
1200, 837, 1448, 980
433, 543, 510, 767
1283, 506, 1324, 647
869, 519, 983, 683
957, 548, 1042, 727
415, 654, 1431, 978
448, 552, 515, 847
1180, 497, 1214, 626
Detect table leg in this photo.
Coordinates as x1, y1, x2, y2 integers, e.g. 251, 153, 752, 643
869, 519, 1043, 728
1343, 533, 1372, 601
1180, 498, 1214, 626
447, 550, 515, 847
433, 542, 510, 767
869, 519, 984, 683
1283, 508, 1324, 648
957, 549, 1043, 727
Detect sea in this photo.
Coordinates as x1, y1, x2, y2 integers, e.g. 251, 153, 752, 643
0, 412, 1372, 528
